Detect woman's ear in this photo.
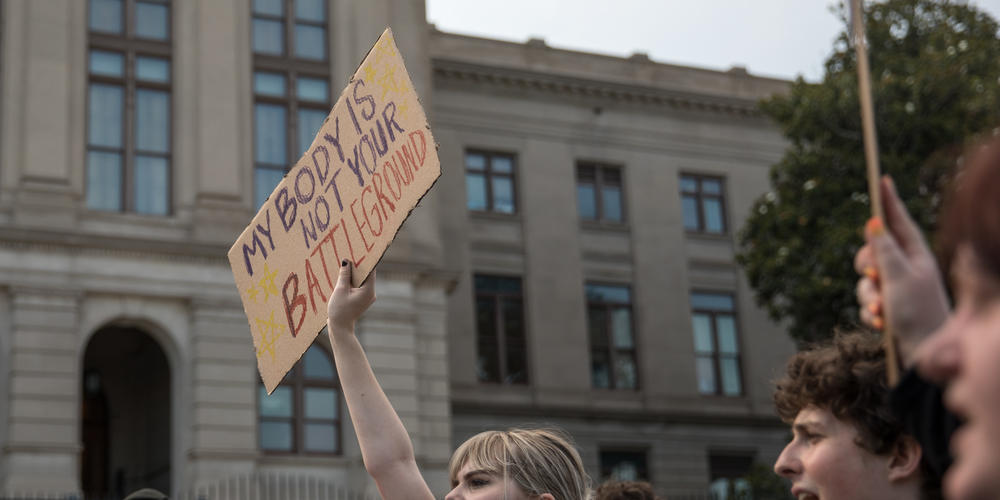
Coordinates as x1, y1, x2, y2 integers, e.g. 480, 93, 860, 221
887, 435, 923, 482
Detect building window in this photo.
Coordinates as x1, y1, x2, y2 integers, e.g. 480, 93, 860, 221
577, 163, 624, 223
466, 151, 516, 214
259, 342, 341, 454
474, 275, 528, 384
252, 0, 329, 208
709, 453, 754, 500
87, 0, 172, 215
600, 449, 648, 482
680, 174, 726, 234
691, 292, 743, 396
586, 284, 637, 390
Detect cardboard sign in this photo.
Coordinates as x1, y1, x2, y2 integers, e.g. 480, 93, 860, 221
228, 28, 441, 393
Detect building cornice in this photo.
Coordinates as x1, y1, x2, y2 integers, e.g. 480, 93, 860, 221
432, 58, 766, 118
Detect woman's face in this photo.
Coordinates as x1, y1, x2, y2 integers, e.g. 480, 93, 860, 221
445, 463, 534, 500
919, 245, 1000, 499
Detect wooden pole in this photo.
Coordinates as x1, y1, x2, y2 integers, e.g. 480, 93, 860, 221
850, 0, 899, 386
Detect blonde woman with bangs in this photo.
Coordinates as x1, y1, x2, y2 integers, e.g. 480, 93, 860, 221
326, 262, 593, 500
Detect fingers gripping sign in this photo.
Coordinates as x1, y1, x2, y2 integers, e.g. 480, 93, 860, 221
328, 260, 376, 335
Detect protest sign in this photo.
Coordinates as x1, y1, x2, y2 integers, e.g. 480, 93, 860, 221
228, 28, 441, 393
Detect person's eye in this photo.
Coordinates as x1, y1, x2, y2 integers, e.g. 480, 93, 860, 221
468, 477, 490, 488
804, 432, 823, 444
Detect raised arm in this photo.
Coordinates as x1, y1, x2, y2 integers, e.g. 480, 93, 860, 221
854, 176, 950, 367
326, 261, 434, 500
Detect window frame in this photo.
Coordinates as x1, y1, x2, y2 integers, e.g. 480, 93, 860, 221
252, 0, 331, 208
585, 282, 639, 391
680, 173, 728, 234
598, 448, 650, 482
257, 339, 343, 456
465, 150, 518, 215
576, 161, 626, 224
87, 0, 173, 215
691, 290, 744, 397
473, 273, 529, 385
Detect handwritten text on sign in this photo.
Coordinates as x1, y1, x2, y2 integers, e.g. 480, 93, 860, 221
228, 29, 441, 393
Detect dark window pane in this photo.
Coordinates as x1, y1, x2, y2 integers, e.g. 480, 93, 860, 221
135, 89, 170, 153
260, 421, 293, 451
254, 72, 286, 97
505, 341, 527, 384
588, 306, 608, 348
501, 297, 524, 341
134, 156, 169, 215
615, 354, 637, 389
703, 198, 724, 233
492, 156, 513, 174
86, 151, 123, 211
492, 177, 514, 213
475, 297, 497, 339
716, 316, 738, 354
602, 168, 622, 185
296, 0, 325, 21
682, 196, 699, 230
474, 275, 521, 294
297, 77, 328, 102
136, 56, 170, 83
476, 336, 499, 383
135, 1, 169, 40
90, 0, 123, 33
697, 356, 717, 394
602, 185, 622, 222
611, 309, 632, 349
254, 103, 287, 164
253, 0, 283, 16
465, 153, 486, 171
89, 84, 123, 148
304, 345, 335, 379
577, 165, 596, 181
259, 386, 292, 417
298, 108, 327, 155
577, 183, 596, 220
303, 423, 337, 452
253, 19, 284, 55
255, 168, 285, 208
692, 314, 714, 354
680, 176, 698, 193
586, 284, 630, 304
304, 388, 337, 419
691, 293, 734, 312
294, 24, 326, 60
591, 350, 610, 389
465, 173, 487, 211
721, 358, 742, 396
702, 179, 722, 195
89, 50, 123, 77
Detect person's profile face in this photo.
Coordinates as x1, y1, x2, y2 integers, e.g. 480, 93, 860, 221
773, 406, 894, 500
920, 245, 1000, 499
445, 462, 533, 500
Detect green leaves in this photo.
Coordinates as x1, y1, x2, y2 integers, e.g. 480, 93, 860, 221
737, 0, 1000, 344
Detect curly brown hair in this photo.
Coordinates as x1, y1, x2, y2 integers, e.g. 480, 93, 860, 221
595, 480, 658, 500
773, 331, 901, 454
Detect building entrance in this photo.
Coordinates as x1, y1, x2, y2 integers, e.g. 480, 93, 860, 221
81, 326, 171, 498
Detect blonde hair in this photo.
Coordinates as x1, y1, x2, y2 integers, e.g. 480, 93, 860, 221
448, 428, 593, 500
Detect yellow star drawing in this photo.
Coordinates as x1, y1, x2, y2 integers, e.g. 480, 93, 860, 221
256, 263, 280, 302
363, 65, 378, 86
255, 310, 285, 362
245, 282, 261, 303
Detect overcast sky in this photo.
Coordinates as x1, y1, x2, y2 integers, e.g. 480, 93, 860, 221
426, 0, 1000, 82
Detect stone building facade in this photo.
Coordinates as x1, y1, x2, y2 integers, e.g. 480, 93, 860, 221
0, 0, 795, 498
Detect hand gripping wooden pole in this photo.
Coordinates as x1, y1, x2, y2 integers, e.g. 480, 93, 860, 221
850, 0, 900, 386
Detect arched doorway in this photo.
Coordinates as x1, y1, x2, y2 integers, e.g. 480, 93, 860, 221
81, 325, 171, 498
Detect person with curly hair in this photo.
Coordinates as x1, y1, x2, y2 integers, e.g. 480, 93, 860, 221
772, 331, 934, 500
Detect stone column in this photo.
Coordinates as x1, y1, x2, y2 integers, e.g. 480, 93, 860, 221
1, 288, 82, 494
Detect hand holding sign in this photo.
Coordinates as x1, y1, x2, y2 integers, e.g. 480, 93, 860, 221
228, 28, 441, 393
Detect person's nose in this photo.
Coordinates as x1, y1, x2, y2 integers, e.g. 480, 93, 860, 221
774, 441, 801, 479
444, 484, 462, 500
